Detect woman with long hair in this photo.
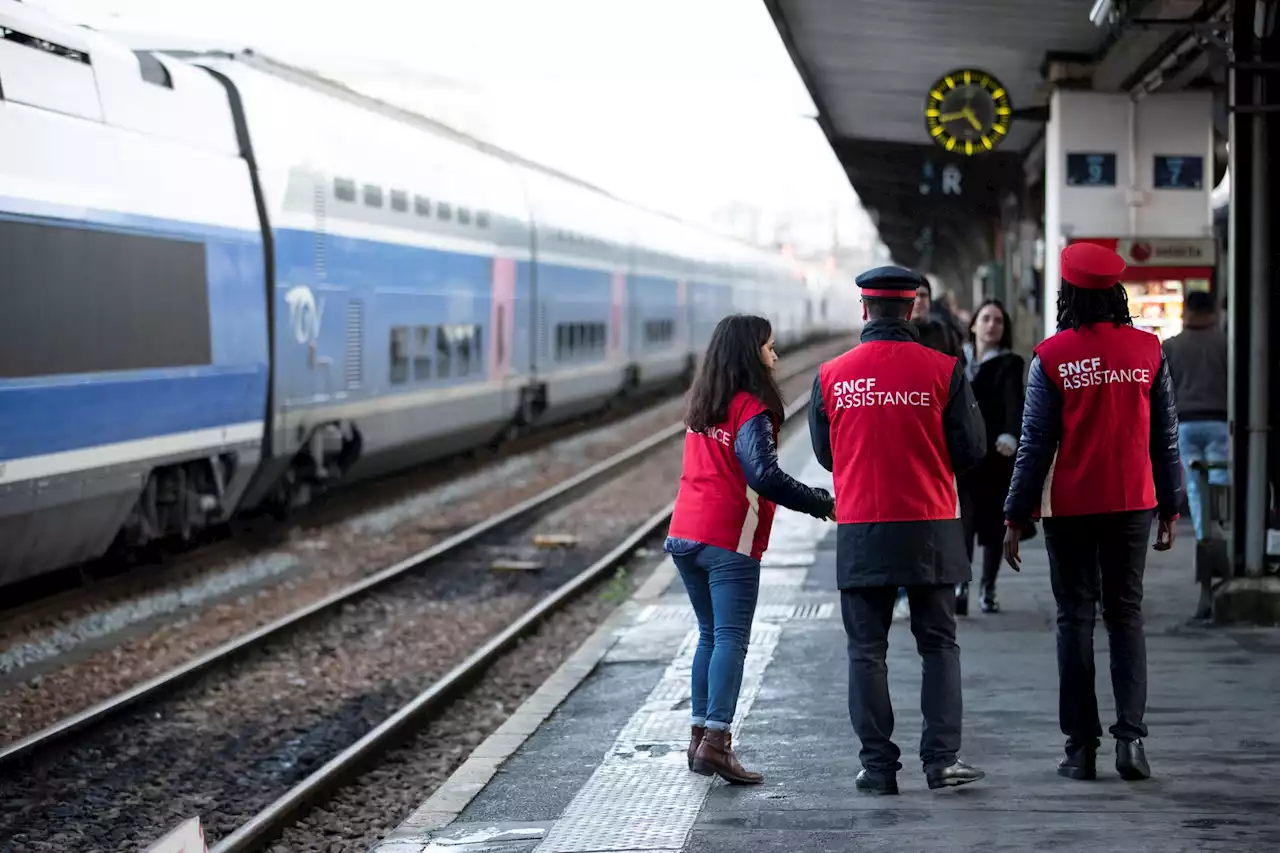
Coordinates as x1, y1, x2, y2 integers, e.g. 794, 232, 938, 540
955, 299, 1026, 615
666, 314, 835, 784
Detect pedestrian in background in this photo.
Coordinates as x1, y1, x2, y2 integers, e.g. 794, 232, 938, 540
957, 299, 1026, 615
810, 267, 987, 796
1162, 290, 1228, 540
665, 314, 835, 785
1004, 243, 1182, 784
913, 281, 966, 361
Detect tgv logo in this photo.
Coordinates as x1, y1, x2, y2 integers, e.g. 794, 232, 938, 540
284, 285, 326, 346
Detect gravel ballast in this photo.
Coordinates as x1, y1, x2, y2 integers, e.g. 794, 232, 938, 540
0, 356, 834, 851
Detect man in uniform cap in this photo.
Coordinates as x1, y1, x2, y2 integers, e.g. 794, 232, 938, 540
809, 265, 988, 795
1004, 242, 1182, 783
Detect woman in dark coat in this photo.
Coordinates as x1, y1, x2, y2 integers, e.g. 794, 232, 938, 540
956, 299, 1025, 614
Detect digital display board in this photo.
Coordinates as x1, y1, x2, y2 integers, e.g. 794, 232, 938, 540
1066, 152, 1117, 187
1153, 155, 1204, 190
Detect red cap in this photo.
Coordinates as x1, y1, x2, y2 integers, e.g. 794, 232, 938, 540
1061, 242, 1126, 290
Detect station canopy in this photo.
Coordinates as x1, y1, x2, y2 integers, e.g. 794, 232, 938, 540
763, 0, 1218, 282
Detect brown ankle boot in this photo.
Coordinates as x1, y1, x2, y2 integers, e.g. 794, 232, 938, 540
691, 729, 763, 784
687, 725, 705, 770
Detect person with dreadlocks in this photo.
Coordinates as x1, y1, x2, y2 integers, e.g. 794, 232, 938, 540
1003, 242, 1182, 785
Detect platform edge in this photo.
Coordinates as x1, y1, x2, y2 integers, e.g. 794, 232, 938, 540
373, 552, 677, 847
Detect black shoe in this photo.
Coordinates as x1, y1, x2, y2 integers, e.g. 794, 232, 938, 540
980, 588, 999, 613
855, 769, 899, 795
955, 583, 969, 616
1057, 747, 1097, 780
926, 759, 985, 790
1116, 739, 1151, 781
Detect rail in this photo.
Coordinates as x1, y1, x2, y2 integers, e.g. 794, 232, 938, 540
0, 351, 834, 770
210, 389, 813, 853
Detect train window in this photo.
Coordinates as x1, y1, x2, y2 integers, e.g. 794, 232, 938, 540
555, 324, 566, 360
458, 207, 472, 226
2, 29, 90, 64
414, 195, 431, 217
456, 326, 474, 375
390, 326, 410, 384
592, 322, 606, 350
436, 325, 453, 377
335, 178, 357, 203
413, 326, 432, 380
437, 202, 453, 222
390, 190, 409, 213
477, 211, 490, 229
363, 184, 383, 208
644, 319, 674, 345
1, 219, 211, 378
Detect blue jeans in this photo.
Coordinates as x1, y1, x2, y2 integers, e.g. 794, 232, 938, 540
1179, 421, 1229, 541
665, 538, 761, 731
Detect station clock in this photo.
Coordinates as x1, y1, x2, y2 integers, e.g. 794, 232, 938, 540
924, 69, 1013, 156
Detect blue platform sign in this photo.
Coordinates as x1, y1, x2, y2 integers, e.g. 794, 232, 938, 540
1066, 152, 1117, 187
1154, 155, 1204, 190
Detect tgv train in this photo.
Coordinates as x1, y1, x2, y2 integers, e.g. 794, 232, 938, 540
0, 2, 862, 588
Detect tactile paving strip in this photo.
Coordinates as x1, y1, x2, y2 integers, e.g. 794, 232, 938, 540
534, 624, 782, 852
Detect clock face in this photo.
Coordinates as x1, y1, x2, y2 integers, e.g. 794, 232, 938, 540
924, 69, 1013, 156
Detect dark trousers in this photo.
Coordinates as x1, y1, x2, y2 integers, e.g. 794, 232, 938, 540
840, 584, 961, 774
960, 482, 1002, 593
1043, 511, 1152, 749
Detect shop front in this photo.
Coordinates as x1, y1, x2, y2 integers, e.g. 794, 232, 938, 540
1067, 236, 1215, 341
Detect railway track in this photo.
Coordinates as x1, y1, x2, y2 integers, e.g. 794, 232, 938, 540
0, 346, 838, 852
0, 336, 851, 748
221, 387, 816, 853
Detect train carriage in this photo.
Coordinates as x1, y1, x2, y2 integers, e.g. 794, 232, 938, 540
0, 0, 864, 587
0, 9, 269, 586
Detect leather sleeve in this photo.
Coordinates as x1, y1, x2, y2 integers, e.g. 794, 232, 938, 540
736, 412, 834, 519
1149, 353, 1184, 519
808, 371, 834, 473
942, 360, 987, 475
1004, 356, 1060, 524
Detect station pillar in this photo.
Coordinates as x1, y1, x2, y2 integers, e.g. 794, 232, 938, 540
1213, 0, 1280, 624
1043, 89, 1217, 344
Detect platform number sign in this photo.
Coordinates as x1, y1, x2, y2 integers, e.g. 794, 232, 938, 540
1154, 155, 1204, 190
1066, 153, 1116, 187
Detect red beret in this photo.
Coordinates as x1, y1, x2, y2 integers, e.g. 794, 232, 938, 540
1061, 242, 1127, 290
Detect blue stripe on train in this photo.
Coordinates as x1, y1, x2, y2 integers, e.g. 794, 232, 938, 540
0, 367, 267, 461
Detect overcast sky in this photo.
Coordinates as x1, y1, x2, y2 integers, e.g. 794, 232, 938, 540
28, 0, 880, 253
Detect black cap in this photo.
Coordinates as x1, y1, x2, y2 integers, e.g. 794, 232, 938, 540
855, 266, 928, 298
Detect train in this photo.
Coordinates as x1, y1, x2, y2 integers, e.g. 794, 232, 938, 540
0, 1, 864, 589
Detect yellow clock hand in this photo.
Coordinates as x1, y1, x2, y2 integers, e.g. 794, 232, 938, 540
937, 111, 967, 122
962, 107, 982, 131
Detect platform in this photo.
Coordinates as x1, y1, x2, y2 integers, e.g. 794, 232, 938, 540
372, 432, 1280, 853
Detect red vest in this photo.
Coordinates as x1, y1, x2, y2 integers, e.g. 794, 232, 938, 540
819, 342, 960, 524
1033, 323, 1162, 518
668, 391, 778, 560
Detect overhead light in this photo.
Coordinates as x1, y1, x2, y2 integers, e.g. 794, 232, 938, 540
1090, 0, 1117, 27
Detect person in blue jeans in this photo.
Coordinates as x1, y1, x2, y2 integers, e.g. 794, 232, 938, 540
1162, 291, 1229, 540
665, 314, 835, 784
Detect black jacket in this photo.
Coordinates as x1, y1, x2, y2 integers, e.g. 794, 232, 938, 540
809, 319, 987, 588
1004, 351, 1184, 525
735, 412, 834, 519
962, 351, 1026, 546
